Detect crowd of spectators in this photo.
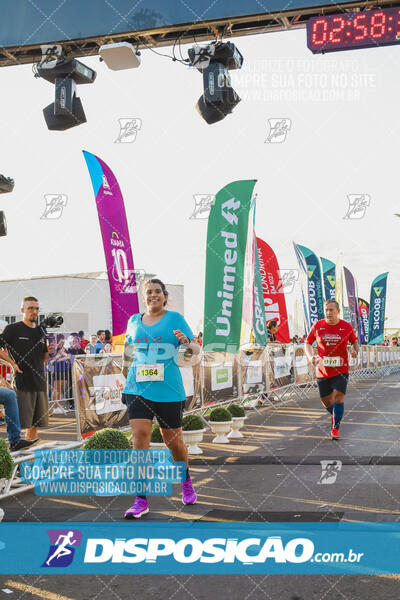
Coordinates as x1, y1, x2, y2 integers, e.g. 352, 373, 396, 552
46, 329, 112, 413
383, 336, 400, 346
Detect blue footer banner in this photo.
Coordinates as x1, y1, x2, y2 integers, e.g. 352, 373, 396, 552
0, 522, 400, 574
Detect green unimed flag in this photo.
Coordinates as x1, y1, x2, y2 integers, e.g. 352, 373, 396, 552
203, 179, 257, 353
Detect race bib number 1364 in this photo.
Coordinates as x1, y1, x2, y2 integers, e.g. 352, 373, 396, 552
136, 364, 164, 382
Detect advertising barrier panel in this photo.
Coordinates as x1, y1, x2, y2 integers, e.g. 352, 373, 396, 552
268, 344, 293, 389
367, 345, 376, 369
201, 351, 239, 407
293, 345, 313, 384
73, 355, 128, 438
239, 347, 268, 397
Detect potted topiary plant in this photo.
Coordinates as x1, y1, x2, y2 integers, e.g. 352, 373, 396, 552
150, 423, 166, 448
227, 403, 247, 439
83, 428, 131, 449
182, 414, 206, 455
208, 406, 233, 444
0, 438, 14, 516
83, 428, 131, 496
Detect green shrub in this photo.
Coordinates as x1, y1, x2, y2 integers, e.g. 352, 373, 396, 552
182, 414, 204, 431
227, 403, 245, 418
151, 424, 164, 443
0, 438, 13, 480
83, 428, 131, 449
209, 407, 232, 422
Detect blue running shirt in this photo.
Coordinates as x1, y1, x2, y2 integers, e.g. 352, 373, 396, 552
123, 310, 194, 402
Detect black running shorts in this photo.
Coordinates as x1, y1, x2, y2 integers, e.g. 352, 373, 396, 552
122, 394, 185, 429
317, 373, 349, 398
16, 390, 49, 428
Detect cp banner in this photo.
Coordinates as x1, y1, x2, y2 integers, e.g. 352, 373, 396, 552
253, 237, 269, 346
320, 257, 336, 301
256, 237, 290, 343
368, 272, 388, 345
358, 298, 369, 345
343, 266, 360, 340
294, 243, 324, 328
203, 180, 257, 353
83, 151, 139, 345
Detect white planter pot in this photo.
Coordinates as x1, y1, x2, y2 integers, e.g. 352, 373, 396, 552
182, 429, 206, 455
228, 416, 247, 439
209, 420, 233, 444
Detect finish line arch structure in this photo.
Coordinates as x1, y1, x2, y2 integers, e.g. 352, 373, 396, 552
0, 0, 394, 67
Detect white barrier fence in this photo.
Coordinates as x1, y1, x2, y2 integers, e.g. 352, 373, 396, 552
1, 344, 400, 499
71, 344, 400, 438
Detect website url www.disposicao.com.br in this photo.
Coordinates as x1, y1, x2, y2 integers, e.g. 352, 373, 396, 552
83, 536, 365, 565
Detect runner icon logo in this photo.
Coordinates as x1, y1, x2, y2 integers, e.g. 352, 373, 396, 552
115, 118, 142, 143
42, 529, 82, 568
343, 194, 370, 219
189, 194, 215, 220
318, 460, 342, 485
276, 269, 299, 294
41, 194, 68, 220
39, 44, 62, 69
265, 118, 291, 143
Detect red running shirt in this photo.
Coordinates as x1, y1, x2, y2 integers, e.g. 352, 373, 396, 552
306, 319, 357, 378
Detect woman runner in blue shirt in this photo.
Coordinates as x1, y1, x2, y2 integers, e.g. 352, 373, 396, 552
122, 278, 200, 518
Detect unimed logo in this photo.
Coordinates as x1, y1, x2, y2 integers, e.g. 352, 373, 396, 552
216, 368, 229, 384
83, 536, 315, 565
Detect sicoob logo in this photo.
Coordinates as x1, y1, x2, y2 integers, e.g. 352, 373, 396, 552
42, 529, 82, 568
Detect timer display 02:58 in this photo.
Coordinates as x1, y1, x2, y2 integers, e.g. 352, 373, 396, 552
307, 8, 400, 53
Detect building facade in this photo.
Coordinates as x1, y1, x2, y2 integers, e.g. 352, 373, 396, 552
0, 272, 184, 335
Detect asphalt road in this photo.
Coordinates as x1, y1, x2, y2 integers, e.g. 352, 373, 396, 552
1, 372, 400, 599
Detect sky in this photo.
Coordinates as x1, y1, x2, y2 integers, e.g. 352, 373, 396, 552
0, 27, 399, 333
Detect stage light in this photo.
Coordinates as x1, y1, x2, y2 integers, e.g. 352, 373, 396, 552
189, 42, 243, 125
99, 42, 141, 70
0, 174, 14, 194
0, 211, 7, 237
35, 58, 96, 131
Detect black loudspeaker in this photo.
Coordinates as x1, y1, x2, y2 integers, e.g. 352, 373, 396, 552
43, 96, 86, 131
195, 95, 226, 125
0, 211, 7, 237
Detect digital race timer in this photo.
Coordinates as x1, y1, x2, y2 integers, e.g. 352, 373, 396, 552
307, 8, 400, 53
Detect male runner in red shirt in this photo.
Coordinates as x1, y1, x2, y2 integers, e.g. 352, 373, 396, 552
305, 299, 359, 440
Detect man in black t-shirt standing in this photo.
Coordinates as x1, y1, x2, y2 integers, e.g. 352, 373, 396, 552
0, 296, 49, 442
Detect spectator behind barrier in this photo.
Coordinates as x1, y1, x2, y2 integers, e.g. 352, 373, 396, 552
267, 320, 278, 342
85, 334, 98, 354
95, 330, 106, 354
78, 330, 89, 351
